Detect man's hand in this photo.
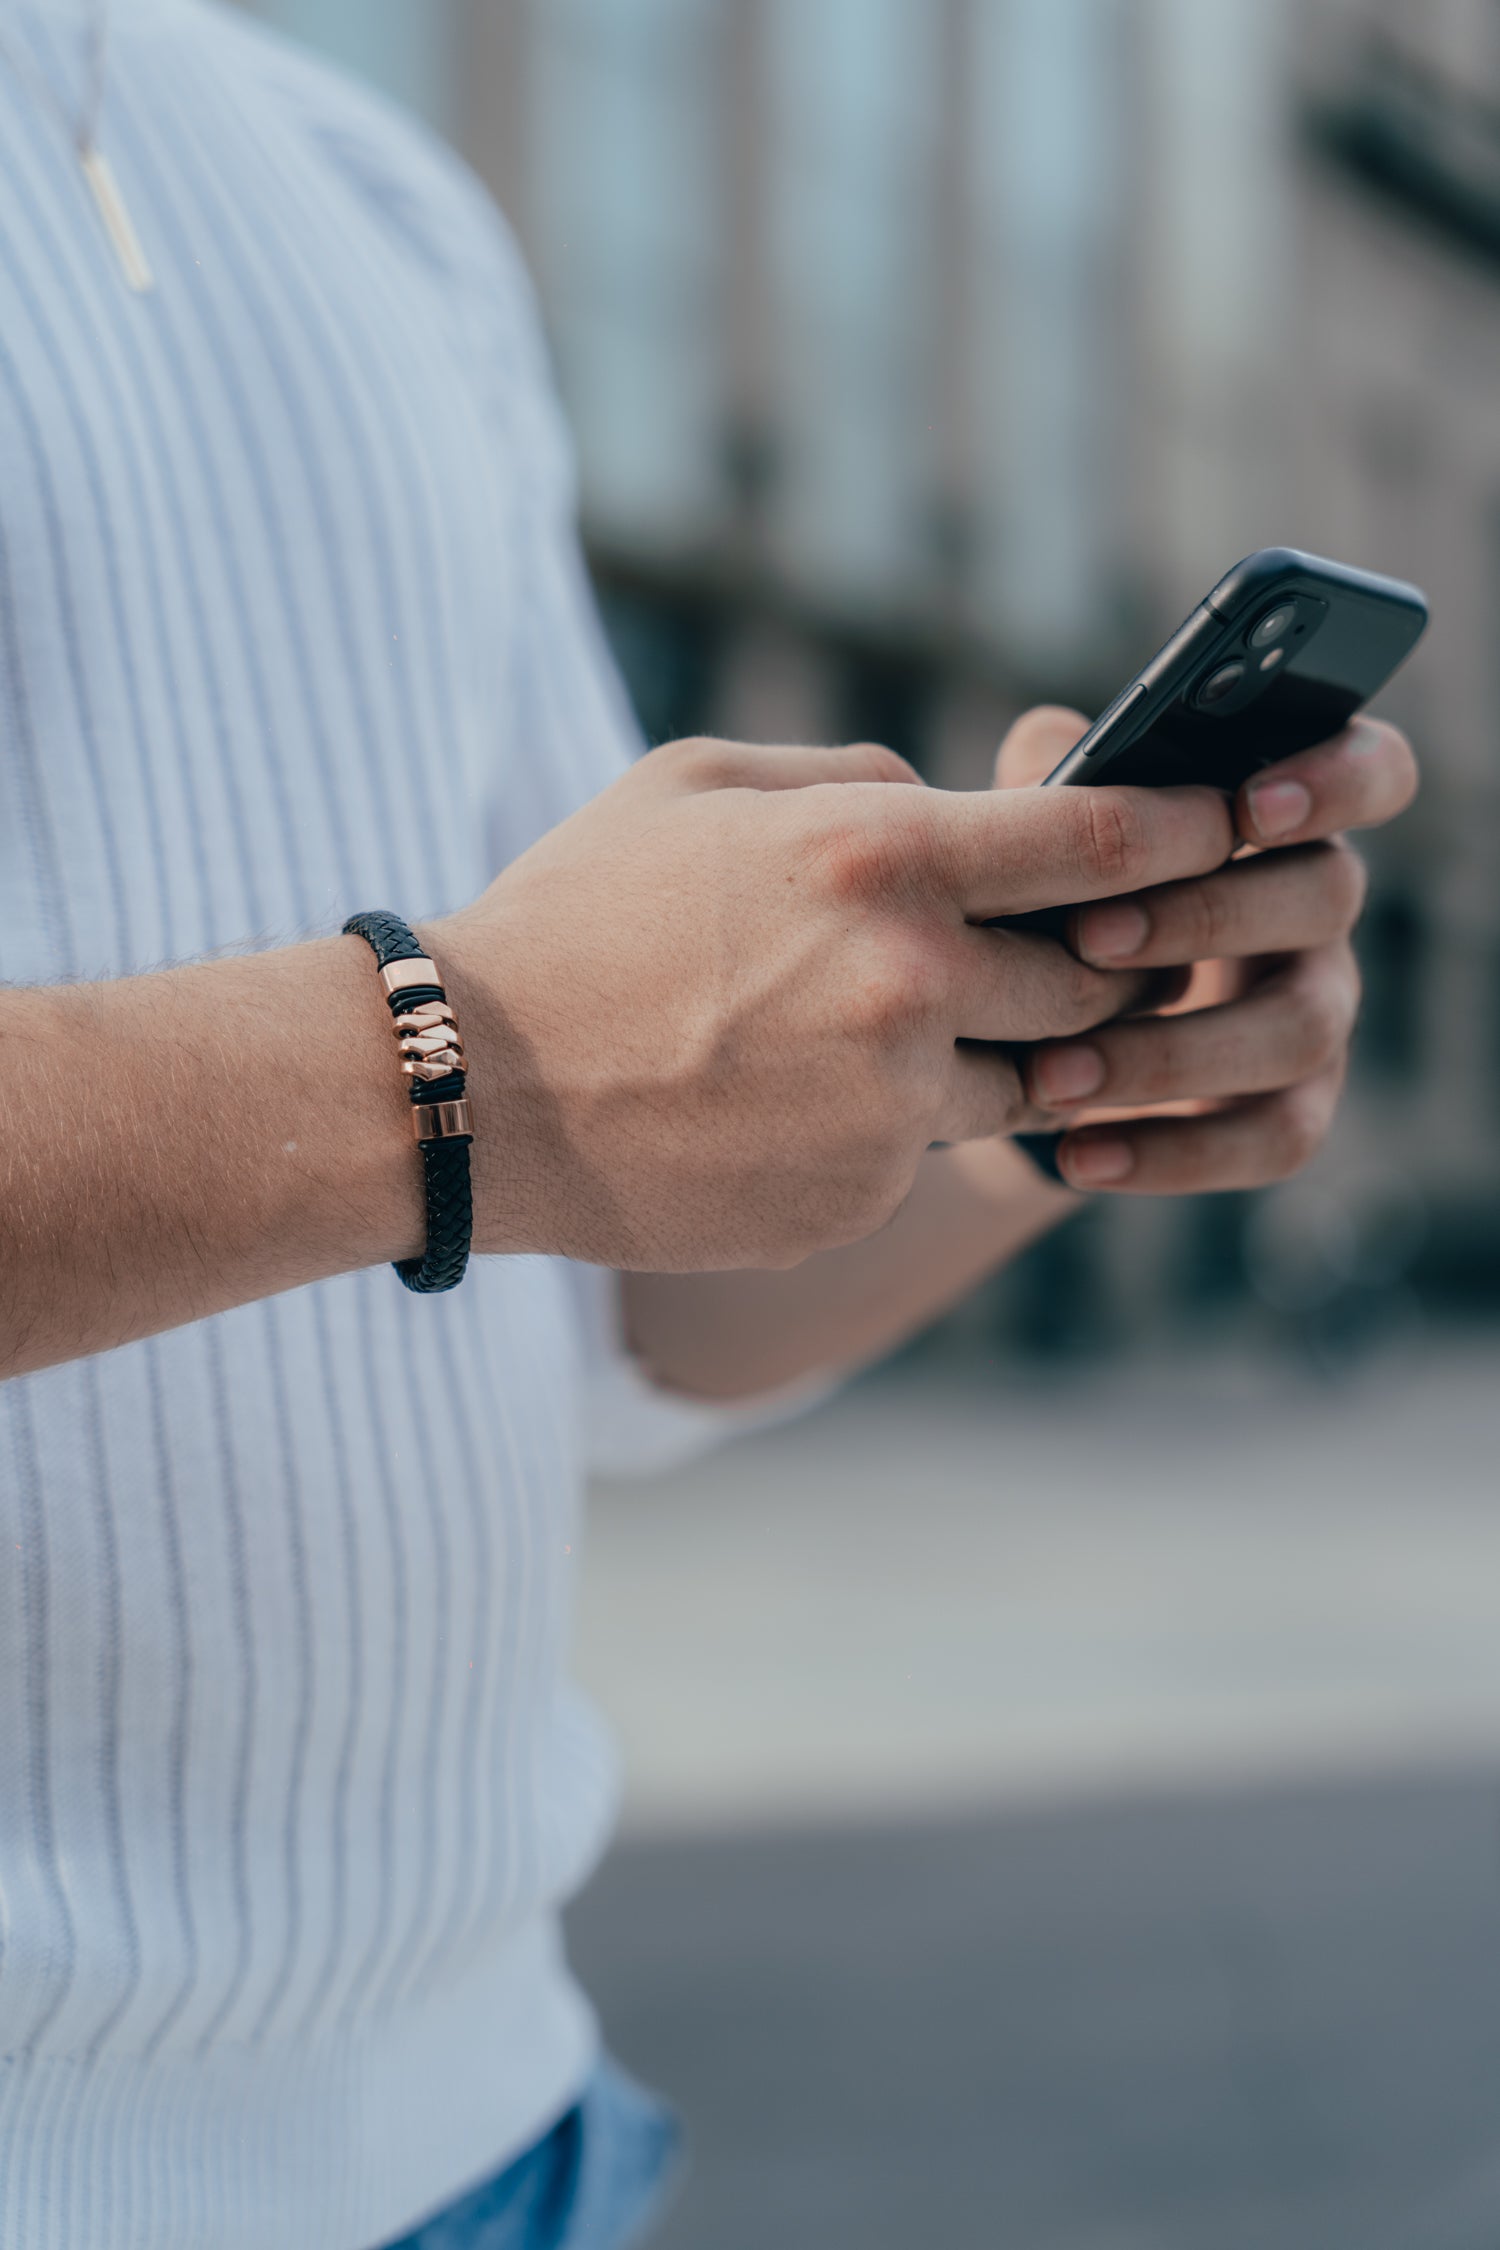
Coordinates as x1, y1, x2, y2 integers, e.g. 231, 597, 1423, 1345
2, 714, 1412, 1380
993, 706, 1418, 1193
434, 736, 1238, 1271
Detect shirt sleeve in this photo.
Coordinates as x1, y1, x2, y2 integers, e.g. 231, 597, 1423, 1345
560, 1262, 836, 1482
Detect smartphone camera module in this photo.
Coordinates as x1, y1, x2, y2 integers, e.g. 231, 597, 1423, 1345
1250, 602, 1299, 650
1198, 662, 1246, 708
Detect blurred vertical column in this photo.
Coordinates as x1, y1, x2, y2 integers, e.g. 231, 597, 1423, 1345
964, 0, 1128, 679
711, 0, 844, 746
1115, 1, 1304, 1330
462, 0, 740, 745
1128, 0, 1296, 591
460, 1, 530, 250
252, 0, 462, 128
756, 0, 941, 631
963, 0, 1170, 1346
508, 0, 732, 560
924, 0, 1015, 793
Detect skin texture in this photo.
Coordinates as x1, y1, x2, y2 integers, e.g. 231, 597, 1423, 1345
0, 718, 1416, 1387
0, 938, 426, 1378
623, 709, 1417, 1399
431, 735, 1236, 1270
1005, 707, 1414, 1194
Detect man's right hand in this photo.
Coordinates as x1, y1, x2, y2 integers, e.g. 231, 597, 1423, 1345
433, 737, 1235, 1270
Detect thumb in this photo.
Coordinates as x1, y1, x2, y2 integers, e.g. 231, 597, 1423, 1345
994, 706, 1091, 791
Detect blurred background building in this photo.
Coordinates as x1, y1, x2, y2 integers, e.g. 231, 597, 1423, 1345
246, 0, 1500, 1359
236, 8, 1500, 2245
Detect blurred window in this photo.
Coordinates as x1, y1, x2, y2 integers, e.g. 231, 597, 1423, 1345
1306, 28, 1500, 272
593, 582, 722, 749
252, 0, 459, 129
1133, 0, 1293, 589
968, 0, 1125, 669
1355, 888, 1428, 1087
761, 0, 940, 614
527, 0, 731, 553
840, 649, 932, 776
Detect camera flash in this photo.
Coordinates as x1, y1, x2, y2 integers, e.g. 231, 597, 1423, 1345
1259, 647, 1286, 672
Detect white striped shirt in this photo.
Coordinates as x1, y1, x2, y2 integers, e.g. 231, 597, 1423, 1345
0, 3, 724, 2241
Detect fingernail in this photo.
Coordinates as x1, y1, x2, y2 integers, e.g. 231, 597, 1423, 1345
1247, 778, 1313, 839
1077, 901, 1151, 962
1033, 1042, 1106, 1105
1063, 1135, 1135, 1187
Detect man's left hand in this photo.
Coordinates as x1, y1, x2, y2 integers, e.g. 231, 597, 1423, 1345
994, 706, 1419, 1193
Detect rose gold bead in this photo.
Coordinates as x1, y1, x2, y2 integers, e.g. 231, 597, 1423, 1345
379, 957, 441, 999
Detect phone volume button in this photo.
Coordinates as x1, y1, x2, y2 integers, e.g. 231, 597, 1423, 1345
1085, 681, 1148, 754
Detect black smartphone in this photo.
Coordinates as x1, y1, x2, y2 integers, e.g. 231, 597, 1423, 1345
1041, 548, 1428, 794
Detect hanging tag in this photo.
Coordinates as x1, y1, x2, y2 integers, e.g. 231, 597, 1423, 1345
80, 143, 154, 294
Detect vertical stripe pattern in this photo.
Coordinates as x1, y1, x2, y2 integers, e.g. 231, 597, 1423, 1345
0, 4, 701, 2244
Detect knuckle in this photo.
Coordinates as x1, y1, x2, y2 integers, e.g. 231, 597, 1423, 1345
852, 935, 941, 1039
1130, 1039, 1181, 1106
1285, 974, 1347, 1072
1029, 944, 1117, 1035
815, 818, 887, 905
814, 799, 928, 908
826, 1156, 909, 1248
1079, 790, 1148, 891
849, 740, 923, 787
695, 739, 765, 791
995, 1072, 1029, 1134
1345, 946, 1364, 1019
1180, 876, 1233, 959
1270, 1090, 1325, 1177
1058, 953, 1118, 1031
660, 735, 736, 788
1331, 843, 1369, 928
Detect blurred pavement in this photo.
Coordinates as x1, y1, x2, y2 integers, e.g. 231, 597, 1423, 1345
577, 1344, 1500, 1834
568, 1343, 1500, 2249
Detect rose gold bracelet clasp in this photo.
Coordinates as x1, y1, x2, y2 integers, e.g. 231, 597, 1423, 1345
412, 1099, 474, 1143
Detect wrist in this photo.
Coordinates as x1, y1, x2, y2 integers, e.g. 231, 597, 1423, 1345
417, 909, 559, 1258
320, 935, 430, 1268
152, 935, 428, 1287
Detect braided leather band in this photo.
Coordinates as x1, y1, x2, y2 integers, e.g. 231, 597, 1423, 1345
343, 910, 474, 1294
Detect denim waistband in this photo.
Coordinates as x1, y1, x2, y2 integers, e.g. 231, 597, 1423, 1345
381, 2060, 682, 2250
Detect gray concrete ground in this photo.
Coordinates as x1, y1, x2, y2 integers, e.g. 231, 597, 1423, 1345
567, 1342, 1500, 2246
569, 1775, 1500, 2250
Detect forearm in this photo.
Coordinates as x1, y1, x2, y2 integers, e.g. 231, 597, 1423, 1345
0, 938, 422, 1378
621, 1140, 1075, 1403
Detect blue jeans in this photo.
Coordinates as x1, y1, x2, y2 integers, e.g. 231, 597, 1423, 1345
378, 2062, 681, 2250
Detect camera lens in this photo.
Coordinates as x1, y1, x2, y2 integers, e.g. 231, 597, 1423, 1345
1199, 662, 1246, 707
1250, 602, 1298, 649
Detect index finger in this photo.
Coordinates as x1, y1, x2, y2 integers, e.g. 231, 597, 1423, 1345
1236, 718, 1418, 849
931, 783, 1236, 920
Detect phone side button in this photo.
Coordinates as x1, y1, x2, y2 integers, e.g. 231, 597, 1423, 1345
1085, 681, 1148, 754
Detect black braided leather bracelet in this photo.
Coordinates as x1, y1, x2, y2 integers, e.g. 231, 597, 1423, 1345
344, 910, 474, 1294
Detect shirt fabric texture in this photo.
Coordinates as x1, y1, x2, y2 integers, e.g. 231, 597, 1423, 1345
0, 2, 730, 2241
